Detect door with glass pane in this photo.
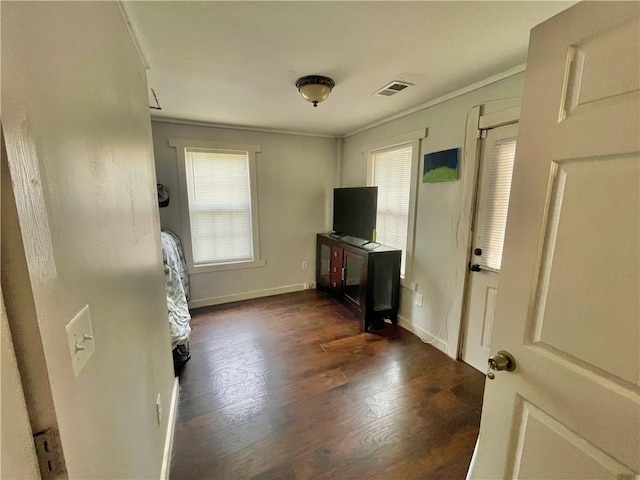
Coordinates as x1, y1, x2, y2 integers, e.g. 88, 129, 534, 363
461, 123, 518, 372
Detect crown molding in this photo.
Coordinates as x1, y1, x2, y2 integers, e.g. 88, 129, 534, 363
343, 64, 526, 138
151, 116, 339, 139
150, 64, 526, 140
117, 1, 151, 70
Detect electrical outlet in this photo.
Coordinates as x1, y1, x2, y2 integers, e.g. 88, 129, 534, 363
65, 305, 95, 377
415, 293, 423, 307
156, 394, 162, 426
302, 261, 309, 271
33, 429, 65, 479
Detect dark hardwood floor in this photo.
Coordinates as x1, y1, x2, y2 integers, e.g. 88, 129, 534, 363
170, 290, 485, 480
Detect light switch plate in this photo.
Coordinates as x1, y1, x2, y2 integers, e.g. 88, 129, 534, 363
415, 293, 424, 307
65, 305, 95, 377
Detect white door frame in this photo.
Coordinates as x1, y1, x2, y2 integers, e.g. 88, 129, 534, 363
451, 104, 520, 360
1, 126, 41, 479
461, 122, 519, 372
1, 290, 41, 480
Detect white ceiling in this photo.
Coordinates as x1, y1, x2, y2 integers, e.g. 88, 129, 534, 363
124, 1, 575, 137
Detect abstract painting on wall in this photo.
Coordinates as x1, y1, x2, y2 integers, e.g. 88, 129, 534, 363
423, 148, 459, 183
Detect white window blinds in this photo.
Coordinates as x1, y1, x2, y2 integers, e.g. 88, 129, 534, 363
480, 139, 517, 271
184, 148, 253, 265
371, 143, 412, 276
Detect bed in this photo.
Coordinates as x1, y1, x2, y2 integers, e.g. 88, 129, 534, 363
161, 230, 191, 369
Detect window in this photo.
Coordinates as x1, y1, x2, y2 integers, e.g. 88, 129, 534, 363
364, 129, 425, 285
479, 139, 517, 271
369, 143, 413, 276
185, 148, 252, 265
170, 140, 263, 273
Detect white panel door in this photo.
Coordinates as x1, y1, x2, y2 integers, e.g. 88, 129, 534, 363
462, 123, 518, 372
470, 2, 639, 478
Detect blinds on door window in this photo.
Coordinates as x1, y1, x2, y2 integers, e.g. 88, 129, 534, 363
185, 148, 253, 265
480, 139, 517, 271
371, 143, 412, 276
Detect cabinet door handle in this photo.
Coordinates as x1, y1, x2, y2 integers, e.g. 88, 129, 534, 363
332, 281, 337, 288
341, 268, 345, 281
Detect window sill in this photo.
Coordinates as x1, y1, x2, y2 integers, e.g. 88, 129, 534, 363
188, 258, 266, 275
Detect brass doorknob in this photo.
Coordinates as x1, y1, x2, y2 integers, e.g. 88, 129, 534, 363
487, 350, 516, 380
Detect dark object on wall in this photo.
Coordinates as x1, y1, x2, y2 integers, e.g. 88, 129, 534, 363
423, 148, 460, 182
157, 183, 170, 207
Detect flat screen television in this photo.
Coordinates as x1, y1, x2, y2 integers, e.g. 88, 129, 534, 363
332, 187, 378, 242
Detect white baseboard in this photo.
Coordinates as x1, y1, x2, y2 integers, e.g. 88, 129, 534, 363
188, 283, 312, 309
160, 377, 179, 480
397, 315, 448, 354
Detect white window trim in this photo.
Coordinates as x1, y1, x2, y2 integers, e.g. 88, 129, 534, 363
362, 128, 427, 289
169, 138, 264, 274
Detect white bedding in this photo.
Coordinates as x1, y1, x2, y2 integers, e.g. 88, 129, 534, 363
161, 230, 191, 347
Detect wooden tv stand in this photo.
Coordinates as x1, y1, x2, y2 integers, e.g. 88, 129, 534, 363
316, 233, 401, 331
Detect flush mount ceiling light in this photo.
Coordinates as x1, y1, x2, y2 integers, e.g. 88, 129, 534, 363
295, 75, 335, 107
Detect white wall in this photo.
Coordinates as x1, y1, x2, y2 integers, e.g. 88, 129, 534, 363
152, 121, 337, 307
2, 3, 175, 478
341, 73, 525, 357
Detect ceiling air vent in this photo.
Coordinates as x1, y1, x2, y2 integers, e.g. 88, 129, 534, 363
374, 80, 413, 97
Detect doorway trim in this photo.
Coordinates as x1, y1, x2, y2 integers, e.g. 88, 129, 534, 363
450, 103, 521, 360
